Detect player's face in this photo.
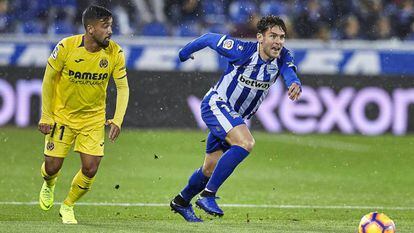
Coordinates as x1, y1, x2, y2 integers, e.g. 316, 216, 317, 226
91, 17, 113, 48
258, 26, 285, 59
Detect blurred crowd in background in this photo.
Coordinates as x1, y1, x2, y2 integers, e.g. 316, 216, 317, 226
1, 0, 414, 40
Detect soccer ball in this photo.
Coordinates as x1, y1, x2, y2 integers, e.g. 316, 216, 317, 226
358, 212, 396, 233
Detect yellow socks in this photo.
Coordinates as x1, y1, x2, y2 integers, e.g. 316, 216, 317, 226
41, 164, 96, 207
41, 162, 59, 187
63, 170, 95, 206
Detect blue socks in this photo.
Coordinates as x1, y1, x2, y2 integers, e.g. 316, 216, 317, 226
205, 145, 249, 193
178, 145, 249, 204
180, 167, 210, 202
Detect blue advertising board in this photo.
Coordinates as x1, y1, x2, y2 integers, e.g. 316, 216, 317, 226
1, 36, 414, 75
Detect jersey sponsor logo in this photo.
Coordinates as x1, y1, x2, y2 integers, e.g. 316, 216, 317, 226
74, 58, 84, 63
100, 58, 108, 68
50, 45, 59, 60
238, 75, 271, 91
223, 39, 234, 50
68, 70, 109, 80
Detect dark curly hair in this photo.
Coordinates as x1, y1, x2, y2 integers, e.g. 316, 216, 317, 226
82, 5, 112, 30
257, 15, 287, 36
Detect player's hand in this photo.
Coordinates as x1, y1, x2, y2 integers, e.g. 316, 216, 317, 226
106, 120, 120, 143
38, 123, 52, 135
288, 83, 302, 101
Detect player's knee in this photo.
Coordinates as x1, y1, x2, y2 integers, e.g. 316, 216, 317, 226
202, 159, 217, 177
44, 159, 62, 175
239, 138, 255, 152
82, 166, 98, 178
203, 159, 220, 177
202, 166, 214, 177
45, 166, 60, 176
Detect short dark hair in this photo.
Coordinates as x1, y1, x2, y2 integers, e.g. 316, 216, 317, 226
82, 5, 112, 30
257, 15, 287, 35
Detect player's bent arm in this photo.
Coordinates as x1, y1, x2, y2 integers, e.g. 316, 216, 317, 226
281, 67, 301, 88
109, 75, 129, 128
280, 48, 301, 89
179, 33, 224, 61
282, 68, 302, 100
281, 64, 302, 101
39, 64, 58, 125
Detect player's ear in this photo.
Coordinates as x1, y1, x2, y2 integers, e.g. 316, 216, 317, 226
257, 33, 263, 43
86, 24, 94, 35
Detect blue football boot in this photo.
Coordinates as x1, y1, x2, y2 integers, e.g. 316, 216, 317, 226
195, 196, 224, 217
170, 200, 203, 222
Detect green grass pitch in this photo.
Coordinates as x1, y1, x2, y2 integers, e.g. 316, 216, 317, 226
1, 127, 414, 232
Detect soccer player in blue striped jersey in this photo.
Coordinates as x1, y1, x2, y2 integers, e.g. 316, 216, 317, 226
170, 15, 302, 222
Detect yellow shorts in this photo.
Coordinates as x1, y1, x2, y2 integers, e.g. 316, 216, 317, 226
44, 122, 105, 157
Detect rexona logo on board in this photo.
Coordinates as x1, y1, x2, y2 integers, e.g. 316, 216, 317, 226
187, 83, 414, 135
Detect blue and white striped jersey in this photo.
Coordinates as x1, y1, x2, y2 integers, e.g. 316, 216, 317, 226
179, 33, 301, 119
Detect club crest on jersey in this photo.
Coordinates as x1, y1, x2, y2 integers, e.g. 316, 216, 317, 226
266, 64, 278, 74
223, 39, 234, 50
46, 142, 54, 151
100, 58, 108, 68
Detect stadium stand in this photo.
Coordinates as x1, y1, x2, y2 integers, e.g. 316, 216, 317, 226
0, 0, 413, 40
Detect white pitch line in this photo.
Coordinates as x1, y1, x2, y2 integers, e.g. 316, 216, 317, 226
1, 201, 414, 211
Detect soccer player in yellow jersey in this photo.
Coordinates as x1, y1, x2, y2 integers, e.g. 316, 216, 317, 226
37, 5, 129, 224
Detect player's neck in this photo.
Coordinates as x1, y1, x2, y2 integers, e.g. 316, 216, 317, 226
83, 35, 102, 53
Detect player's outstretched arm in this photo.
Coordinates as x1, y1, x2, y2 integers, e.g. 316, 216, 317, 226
38, 64, 58, 134
107, 75, 129, 142
179, 33, 224, 62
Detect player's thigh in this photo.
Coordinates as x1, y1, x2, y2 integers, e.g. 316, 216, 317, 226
44, 122, 75, 158
74, 126, 105, 156
201, 93, 245, 141
225, 124, 255, 151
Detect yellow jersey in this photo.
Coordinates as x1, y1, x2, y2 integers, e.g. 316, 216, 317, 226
47, 34, 127, 130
